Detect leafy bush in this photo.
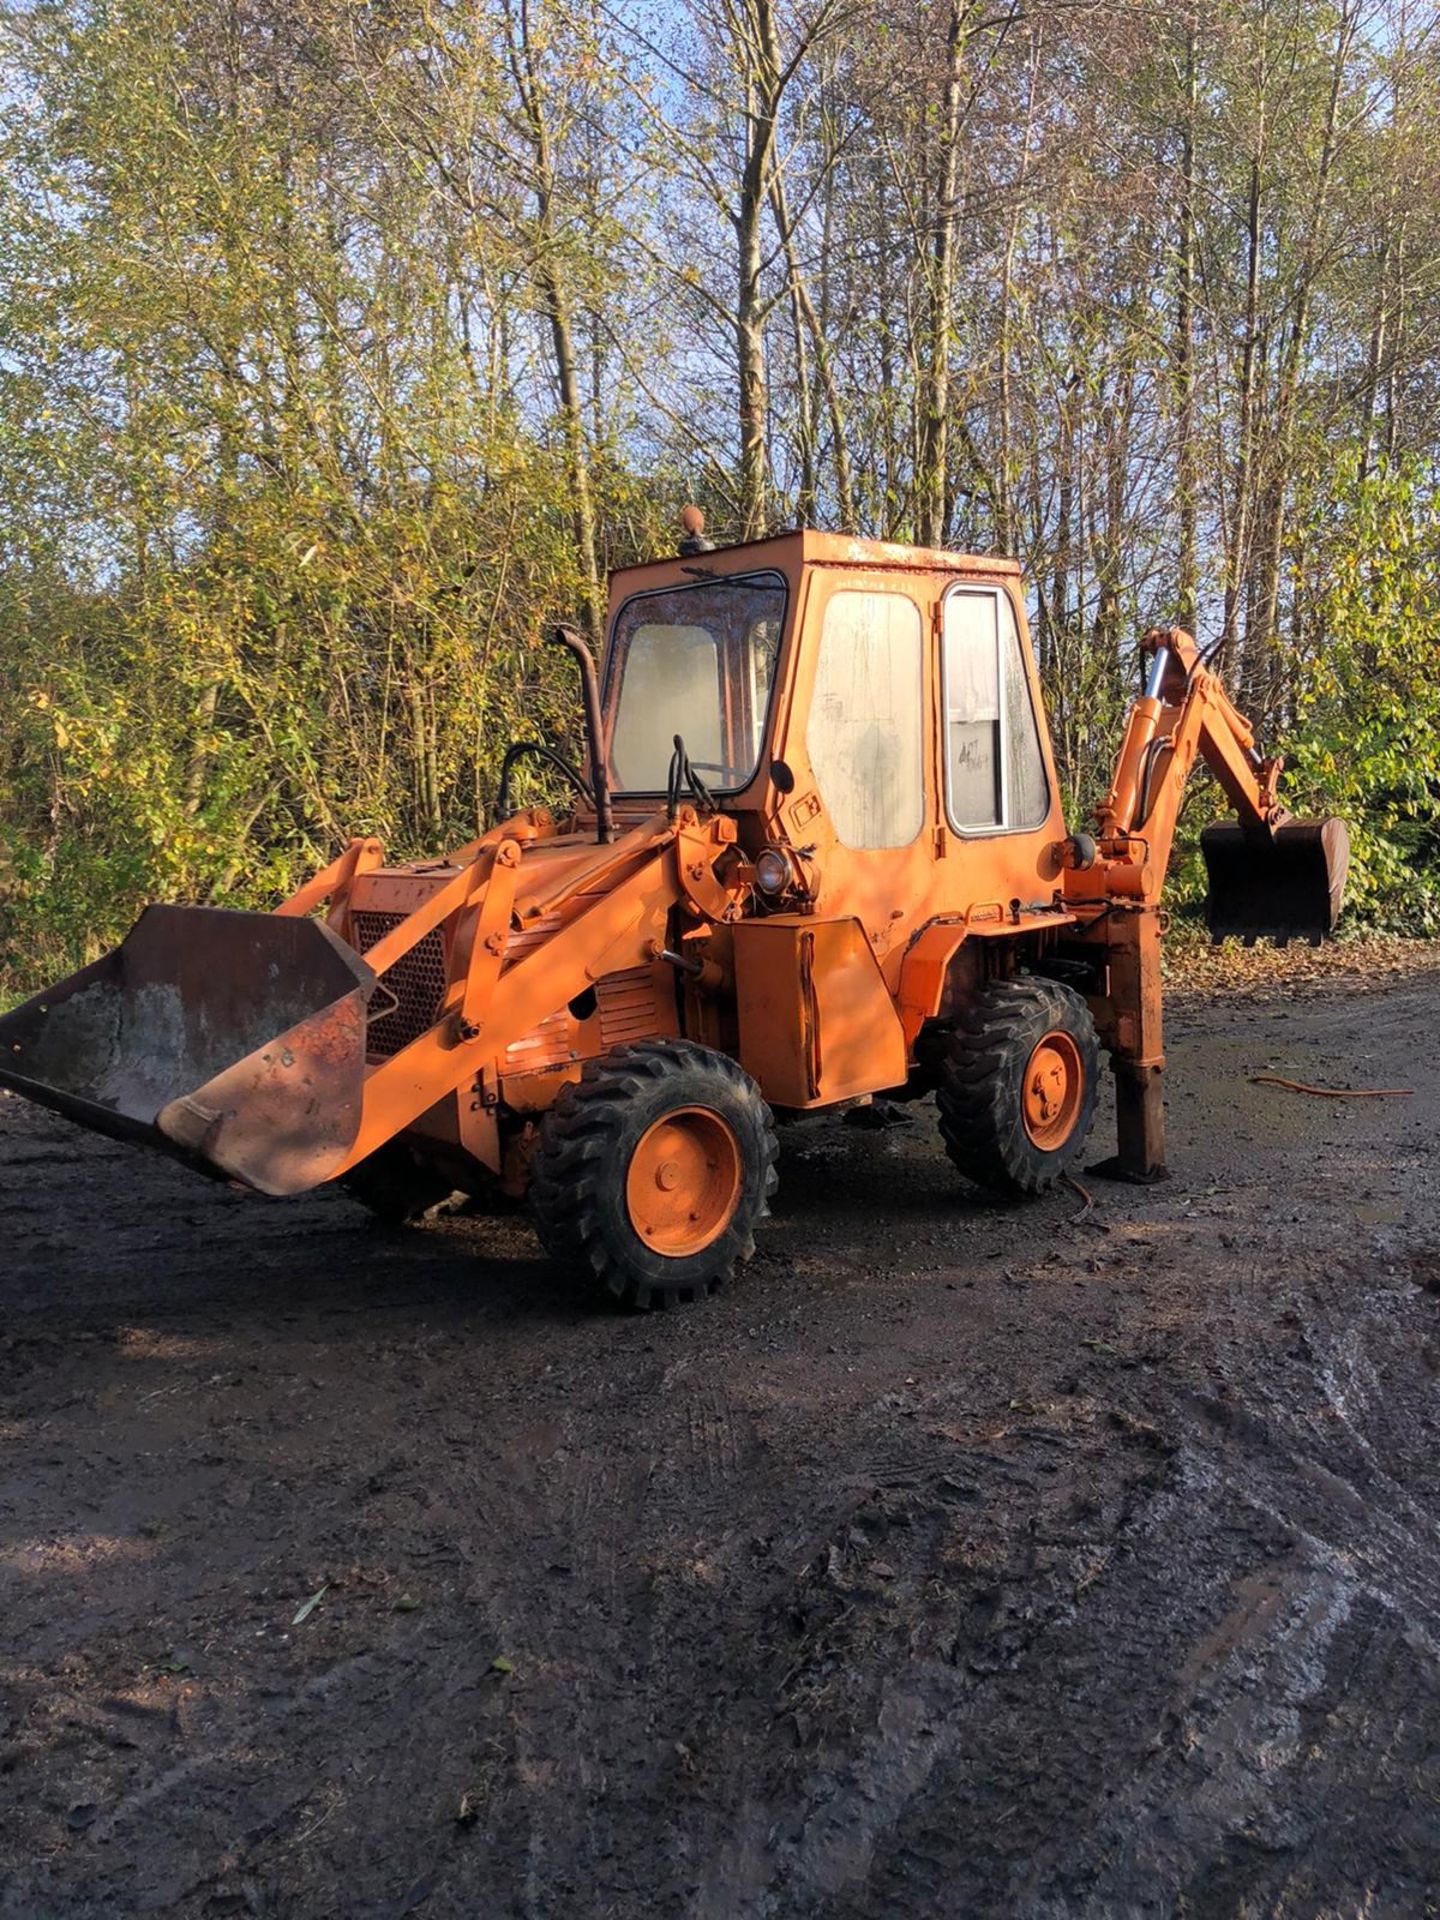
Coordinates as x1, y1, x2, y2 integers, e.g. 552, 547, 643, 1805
1285, 457, 1440, 931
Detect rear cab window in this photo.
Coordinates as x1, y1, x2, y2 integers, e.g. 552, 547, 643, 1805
942, 586, 1048, 833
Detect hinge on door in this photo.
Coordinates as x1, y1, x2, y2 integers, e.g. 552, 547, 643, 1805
933, 823, 947, 859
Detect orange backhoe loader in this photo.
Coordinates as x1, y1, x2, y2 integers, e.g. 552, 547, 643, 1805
0, 521, 1347, 1306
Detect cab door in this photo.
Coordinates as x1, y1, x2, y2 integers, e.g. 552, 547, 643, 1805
935, 582, 1065, 910
733, 568, 936, 1103
772, 568, 941, 981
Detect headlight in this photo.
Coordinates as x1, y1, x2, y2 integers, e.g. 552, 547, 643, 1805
754, 846, 792, 896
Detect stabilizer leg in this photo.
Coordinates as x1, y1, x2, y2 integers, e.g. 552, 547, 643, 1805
1090, 908, 1169, 1183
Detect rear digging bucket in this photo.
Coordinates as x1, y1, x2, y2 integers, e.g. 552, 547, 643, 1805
0, 905, 375, 1194
1200, 817, 1349, 945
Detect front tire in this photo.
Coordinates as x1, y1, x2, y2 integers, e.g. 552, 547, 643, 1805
529, 1040, 778, 1309
935, 978, 1100, 1195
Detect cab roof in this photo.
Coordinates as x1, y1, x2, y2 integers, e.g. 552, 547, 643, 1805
607, 528, 1023, 593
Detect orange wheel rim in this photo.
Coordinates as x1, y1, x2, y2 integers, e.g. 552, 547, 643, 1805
1022, 1031, 1085, 1150
625, 1107, 743, 1257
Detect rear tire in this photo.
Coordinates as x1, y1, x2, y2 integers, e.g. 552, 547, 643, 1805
529, 1040, 778, 1309
935, 979, 1100, 1196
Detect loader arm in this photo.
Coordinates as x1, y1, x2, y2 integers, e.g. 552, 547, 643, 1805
326, 829, 685, 1182
0, 804, 698, 1201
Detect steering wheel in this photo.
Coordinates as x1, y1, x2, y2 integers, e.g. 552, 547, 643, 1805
688, 759, 749, 786
667, 735, 716, 816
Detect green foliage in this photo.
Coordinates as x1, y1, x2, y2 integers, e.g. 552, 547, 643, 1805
0, 457, 668, 987
0, 0, 679, 993
0, 0, 1436, 999
1285, 457, 1440, 930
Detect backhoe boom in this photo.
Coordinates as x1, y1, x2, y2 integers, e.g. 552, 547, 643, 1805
1090, 626, 1282, 904
1064, 624, 1346, 1184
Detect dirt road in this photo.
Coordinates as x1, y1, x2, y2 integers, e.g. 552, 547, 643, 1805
3, 966, 1440, 1918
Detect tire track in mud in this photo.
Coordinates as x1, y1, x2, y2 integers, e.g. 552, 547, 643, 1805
743, 1287, 1440, 1920
4, 977, 1440, 1916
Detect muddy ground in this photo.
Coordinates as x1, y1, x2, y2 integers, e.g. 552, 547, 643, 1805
3, 964, 1440, 1919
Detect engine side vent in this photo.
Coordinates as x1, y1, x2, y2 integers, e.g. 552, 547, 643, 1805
351, 910, 448, 1058
597, 964, 676, 1049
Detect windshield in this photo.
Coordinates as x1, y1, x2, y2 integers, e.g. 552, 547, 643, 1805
604, 572, 787, 794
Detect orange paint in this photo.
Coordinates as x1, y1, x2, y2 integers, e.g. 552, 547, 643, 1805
626, 1108, 742, 1255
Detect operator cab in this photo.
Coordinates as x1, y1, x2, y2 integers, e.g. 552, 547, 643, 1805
597, 518, 1065, 911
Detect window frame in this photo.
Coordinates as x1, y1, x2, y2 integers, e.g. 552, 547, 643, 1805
600, 568, 790, 797
940, 582, 1050, 838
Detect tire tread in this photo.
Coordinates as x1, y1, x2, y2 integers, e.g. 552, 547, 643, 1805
530, 1039, 778, 1309
934, 977, 1100, 1196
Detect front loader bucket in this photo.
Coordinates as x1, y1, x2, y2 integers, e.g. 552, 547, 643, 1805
1200, 817, 1349, 945
0, 905, 375, 1195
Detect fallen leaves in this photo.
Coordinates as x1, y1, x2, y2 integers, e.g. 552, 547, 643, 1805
1165, 933, 1440, 999
291, 1584, 328, 1627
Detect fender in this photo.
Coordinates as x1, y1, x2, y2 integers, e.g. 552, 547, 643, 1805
897, 909, 1079, 1048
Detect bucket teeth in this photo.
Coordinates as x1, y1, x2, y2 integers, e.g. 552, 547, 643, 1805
1200, 817, 1349, 945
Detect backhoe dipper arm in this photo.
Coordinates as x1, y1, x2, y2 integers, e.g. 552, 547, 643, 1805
1090, 627, 1282, 905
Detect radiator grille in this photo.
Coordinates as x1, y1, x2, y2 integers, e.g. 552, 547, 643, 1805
351, 910, 448, 1057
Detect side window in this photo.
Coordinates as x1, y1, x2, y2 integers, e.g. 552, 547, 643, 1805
806, 590, 924, 850
943, 589, 1048, 832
